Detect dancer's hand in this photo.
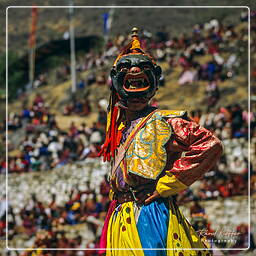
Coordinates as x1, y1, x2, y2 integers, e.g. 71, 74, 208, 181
144, 190, 160, 205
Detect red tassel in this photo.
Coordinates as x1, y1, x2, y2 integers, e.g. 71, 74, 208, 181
110, 106, 118, 157
99, 91, 123, 162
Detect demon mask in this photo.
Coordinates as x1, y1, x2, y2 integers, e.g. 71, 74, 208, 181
110, 54, 162, 105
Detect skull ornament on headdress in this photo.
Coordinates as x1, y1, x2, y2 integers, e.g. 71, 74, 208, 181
100, 27, 162, 162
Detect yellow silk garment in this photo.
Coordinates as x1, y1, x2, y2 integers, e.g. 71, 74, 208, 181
121, 110, 187, 182
166, 201, 212, 256
106, 200, 212, 256
156, 173, 188, 197
106, 202, 144, 256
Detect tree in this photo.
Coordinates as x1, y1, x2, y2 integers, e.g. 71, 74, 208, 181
0, 51, 26, 100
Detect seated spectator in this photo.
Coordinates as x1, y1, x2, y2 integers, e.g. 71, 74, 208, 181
205, 79, 220, 110
178, 68, 197, 85
63, 103, 74, 116
69, 122, 78, 137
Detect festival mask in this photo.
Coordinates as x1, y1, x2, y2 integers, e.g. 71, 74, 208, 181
100, 28, 162, 161
110, 54, 162, 102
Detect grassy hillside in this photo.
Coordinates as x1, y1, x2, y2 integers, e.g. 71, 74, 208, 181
2, 0, 251, 126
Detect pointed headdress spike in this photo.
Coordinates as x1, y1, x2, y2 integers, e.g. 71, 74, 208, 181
113, 26, 156, 67
113, 27, 144, 67
131, 27, 139, 37
130, 27, 141, 51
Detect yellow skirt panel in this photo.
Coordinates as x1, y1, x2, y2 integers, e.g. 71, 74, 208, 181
106, 200, 211, 256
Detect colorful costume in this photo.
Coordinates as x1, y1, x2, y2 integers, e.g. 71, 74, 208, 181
99, 28, 223, 256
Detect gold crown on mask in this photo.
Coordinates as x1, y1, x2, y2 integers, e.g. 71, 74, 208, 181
113, 27, 156, 67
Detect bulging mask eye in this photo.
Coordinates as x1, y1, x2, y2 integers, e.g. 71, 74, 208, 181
143, 65, 152, 70
117, 62, 130, 72
120, 67, 129, 72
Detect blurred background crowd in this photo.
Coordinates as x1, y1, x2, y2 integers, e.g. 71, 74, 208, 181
0, 2, 255, 256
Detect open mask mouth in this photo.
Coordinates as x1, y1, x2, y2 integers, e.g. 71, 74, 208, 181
123, 72, 150, 92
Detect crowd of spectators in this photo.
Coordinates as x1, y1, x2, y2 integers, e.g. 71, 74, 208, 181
8, 178, 110, 249
40, 10, 247, 118
50, 10, 249, 119
1, 158, 110, 255
189, 200, 253, 252
3, 93, 105, 174
63, 97, 91, 116
1, 11, 255, 255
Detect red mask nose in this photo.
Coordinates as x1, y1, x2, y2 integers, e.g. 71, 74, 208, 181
129, 66, 141, 73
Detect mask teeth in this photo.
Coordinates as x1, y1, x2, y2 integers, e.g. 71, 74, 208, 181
126, 78, 144, 89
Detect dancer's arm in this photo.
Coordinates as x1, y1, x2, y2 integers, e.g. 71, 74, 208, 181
155, 117, 223, 198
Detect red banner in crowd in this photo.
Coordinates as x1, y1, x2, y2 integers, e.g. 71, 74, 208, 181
28, 6, 38, 48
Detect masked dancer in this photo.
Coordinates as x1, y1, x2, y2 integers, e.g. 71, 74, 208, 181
99, 27, 223, 256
